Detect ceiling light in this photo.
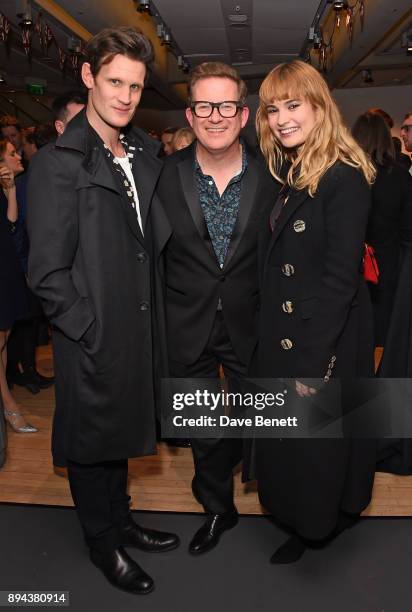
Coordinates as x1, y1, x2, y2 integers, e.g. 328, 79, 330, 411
0, 73, 6, 84
16, 0, 33, 25
137, 0, 151, 13
313, 33, 322, 49
361, 69, 374, 84
162, 31, 171, 46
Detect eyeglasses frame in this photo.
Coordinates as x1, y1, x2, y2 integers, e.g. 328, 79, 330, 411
190, 100, 245, 118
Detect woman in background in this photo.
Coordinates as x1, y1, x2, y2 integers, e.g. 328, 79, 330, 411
171, 127, 195, 152
0, 138, 37, 433
352, 111, 412, 347
253, 60, 376, 563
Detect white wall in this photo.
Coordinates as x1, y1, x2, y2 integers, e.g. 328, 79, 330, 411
333, 85, 412, 134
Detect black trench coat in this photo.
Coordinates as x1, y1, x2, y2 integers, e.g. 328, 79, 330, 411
27, 111, 171, 464
253, 162, 377, 540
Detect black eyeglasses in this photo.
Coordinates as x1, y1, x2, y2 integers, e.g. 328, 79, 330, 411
190, 101, 244, 118
400, 124, 412, 132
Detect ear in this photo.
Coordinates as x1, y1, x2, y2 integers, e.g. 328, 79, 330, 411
55, 120, 64, 135
185, 107, 194, 128
81, 62, 94, 90
240, 105, 250, 129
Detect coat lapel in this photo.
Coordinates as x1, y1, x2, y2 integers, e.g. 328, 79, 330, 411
129, 138, 162, 235
223, 149, 258, 270
177, 151, 218, 263
264, 187, 310, 268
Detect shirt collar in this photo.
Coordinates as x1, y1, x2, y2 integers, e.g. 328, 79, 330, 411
194, 138, 248, 180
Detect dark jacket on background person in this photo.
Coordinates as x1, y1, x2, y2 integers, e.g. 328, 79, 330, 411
27, 110, 171, 464
156, 141, 279, 369
253, 162, 376, 540
366, 162, 412, 345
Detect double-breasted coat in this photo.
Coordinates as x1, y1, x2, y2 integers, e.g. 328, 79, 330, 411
253, 162, 377, 539
27, 110, 171, 464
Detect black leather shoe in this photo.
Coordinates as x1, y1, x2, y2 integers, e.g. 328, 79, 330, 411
121, 520, 180, 553
7, 369, 40, 395
90, 546, 154, 594
189, 512, 238, 555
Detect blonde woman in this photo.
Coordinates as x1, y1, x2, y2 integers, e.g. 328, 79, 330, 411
0, 139, 36, 432
253, 60, 376, 563
171, 127, 195, 152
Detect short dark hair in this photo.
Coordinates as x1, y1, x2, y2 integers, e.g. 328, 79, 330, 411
0, 115, 22, 132
84, 26, 154, 77
188, 62, 248, 104
404, 111, 412, 122
24, 124, 56, 149
52, 90, 86, 121
352, 112, 395, 166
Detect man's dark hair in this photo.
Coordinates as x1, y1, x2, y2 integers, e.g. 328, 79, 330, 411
84, 26, 154, 77
0, 115, 22, 132
51, 90, 87, 121
25, 124, 56, 149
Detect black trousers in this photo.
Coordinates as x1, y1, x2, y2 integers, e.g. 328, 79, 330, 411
67, 458, 131, 552
170, 312, 246, 515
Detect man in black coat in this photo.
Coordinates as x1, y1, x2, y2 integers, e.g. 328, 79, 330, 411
156, 62, 278, 554
27, 27, 179, 595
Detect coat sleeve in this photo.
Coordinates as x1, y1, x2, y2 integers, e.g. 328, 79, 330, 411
298, 164, 371, 377
26, 147, 95, 342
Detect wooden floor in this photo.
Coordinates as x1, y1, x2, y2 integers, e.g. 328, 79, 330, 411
1, 346, 411, 515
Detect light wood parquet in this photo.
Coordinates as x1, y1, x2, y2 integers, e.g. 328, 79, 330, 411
0, 346, 410, 515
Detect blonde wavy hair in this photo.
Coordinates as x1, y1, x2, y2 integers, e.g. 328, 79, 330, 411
256, 60, 375, 195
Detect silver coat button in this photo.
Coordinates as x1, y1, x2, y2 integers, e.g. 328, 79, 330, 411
282, 264, 295, 277
281, 338, 293, 350
293, 219, 306, 233
282, 301, 294, 314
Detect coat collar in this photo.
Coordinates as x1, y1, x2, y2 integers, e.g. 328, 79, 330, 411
57, 109, 162, 246
55, 108, 161, 157
177, 140, 260, 270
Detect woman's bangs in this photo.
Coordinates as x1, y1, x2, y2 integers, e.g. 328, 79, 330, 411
260, 68, 307, 107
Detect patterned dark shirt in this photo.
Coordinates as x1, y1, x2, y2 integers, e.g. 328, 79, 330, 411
195, 143, 247, 268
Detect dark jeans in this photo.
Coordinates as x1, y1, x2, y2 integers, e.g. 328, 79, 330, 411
170, 312, 246, 515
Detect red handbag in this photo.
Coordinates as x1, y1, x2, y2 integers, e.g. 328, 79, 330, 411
363, 243, 379, 284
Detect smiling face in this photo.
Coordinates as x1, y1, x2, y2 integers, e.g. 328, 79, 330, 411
186, 76, 249, 157
1, 141, 24, 175
82, 53, 146, 134
266, 97, 317, 149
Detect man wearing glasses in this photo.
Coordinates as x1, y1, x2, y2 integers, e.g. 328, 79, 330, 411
400, 111, 412, 174
156, 62, 277, 554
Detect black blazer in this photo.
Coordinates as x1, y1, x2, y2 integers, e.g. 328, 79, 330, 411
156, 141, 279, 366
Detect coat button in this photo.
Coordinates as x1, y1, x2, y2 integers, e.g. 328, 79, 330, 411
293, 219, 306, 233
280, 338, 293, 350
282, 301, 294, 314
137, 252, 147, 263
219, 275, 225, 282
281, 264, 295, 277
139, 301, 149, 311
